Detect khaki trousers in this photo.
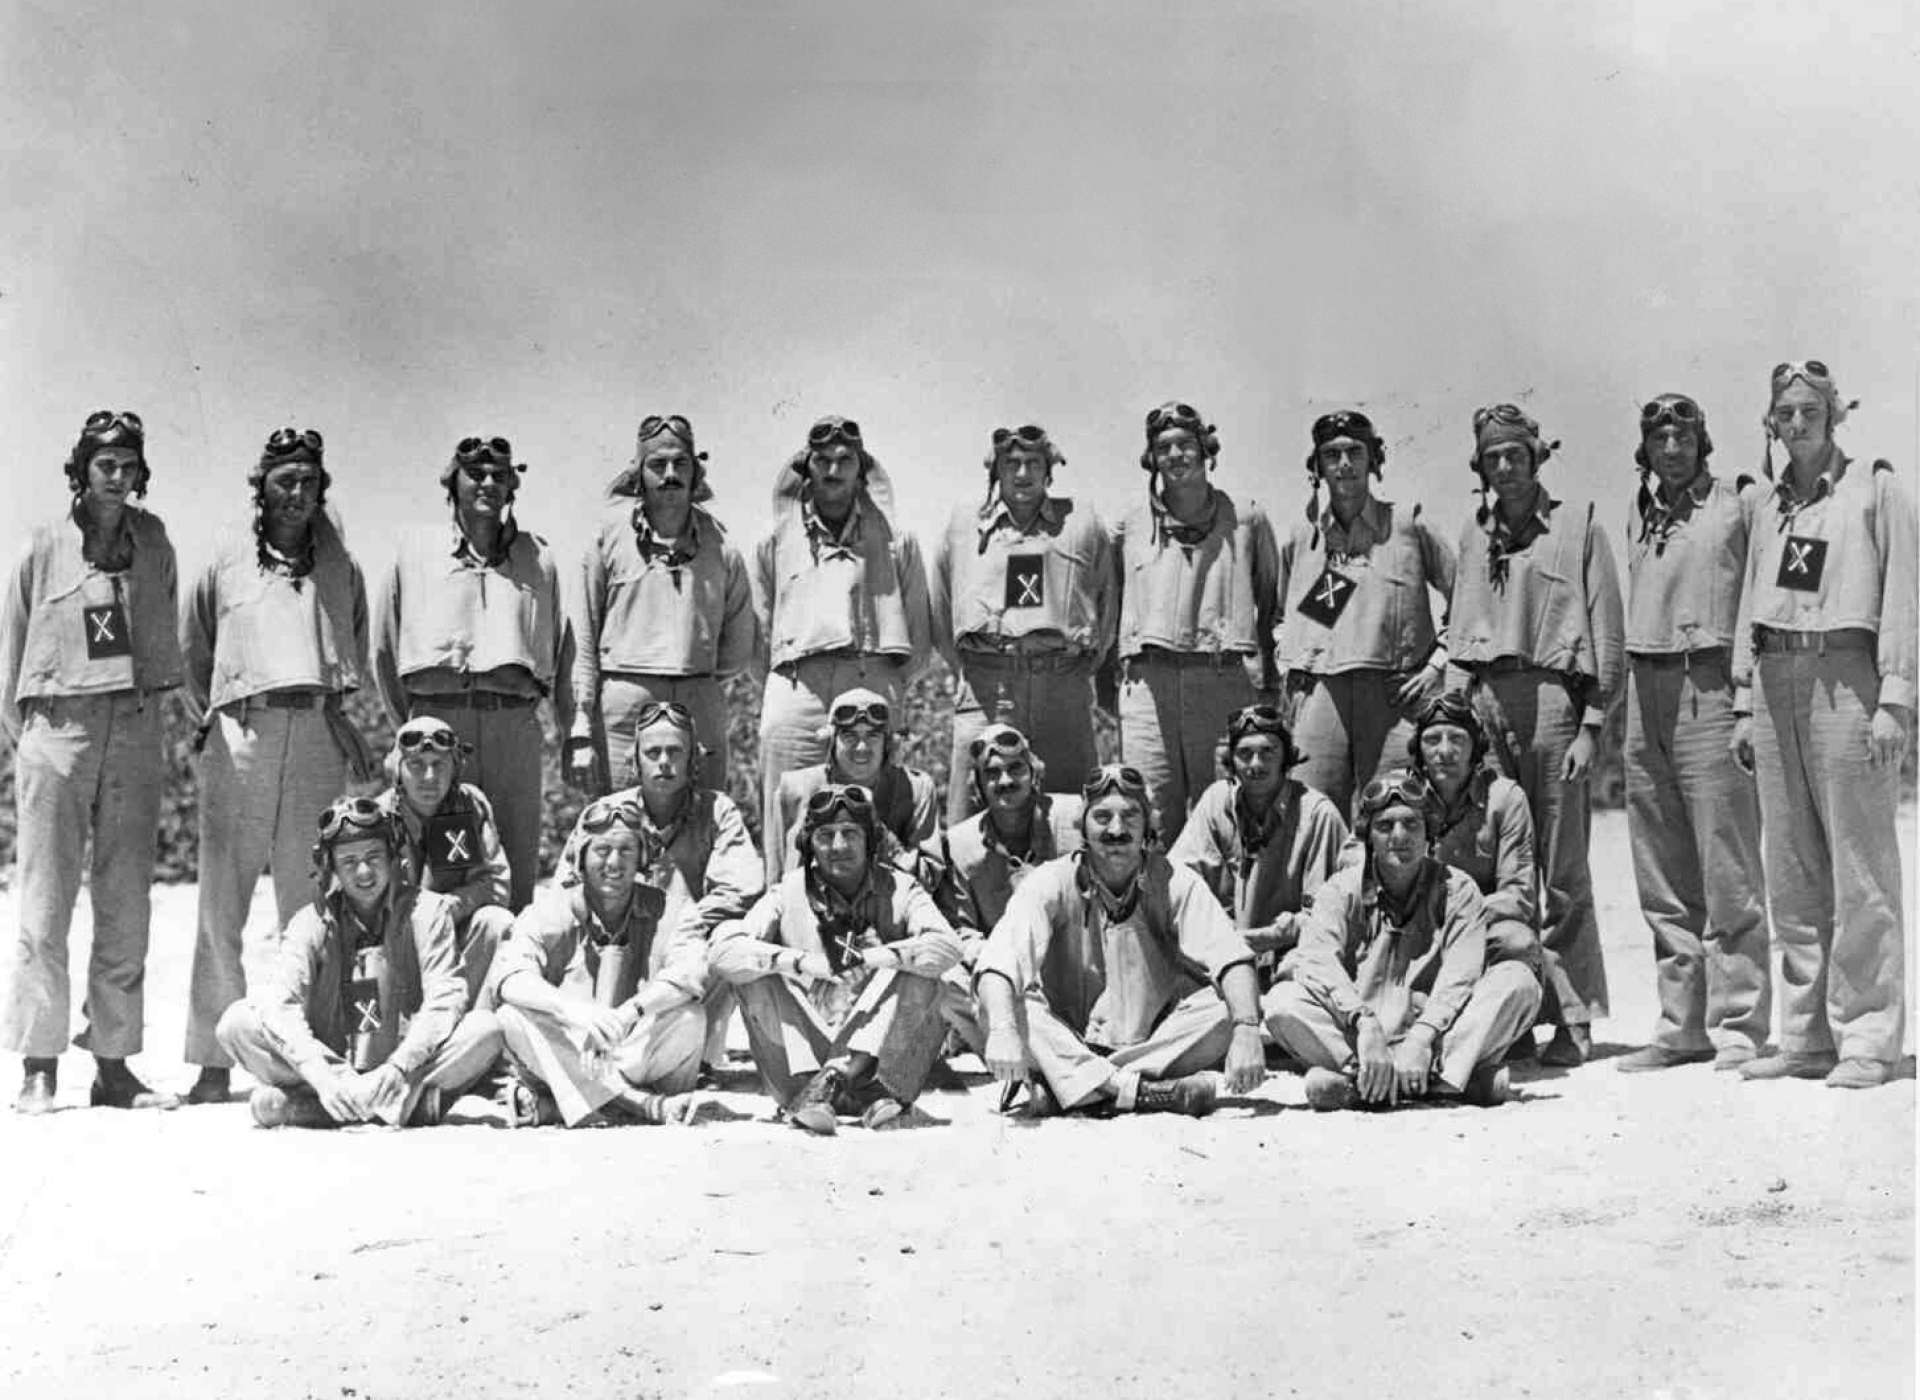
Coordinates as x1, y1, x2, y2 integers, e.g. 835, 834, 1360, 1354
496, 999, 704, 1126
732, 968, 947, 1109
187, 705, 346, 1068
1286, 668, 1421, 821
1625, 652, 1770, 1054
1, 692, 165, 1058
1118, 654, 1256, 844
947, 654, 1099, 823
1264, 961, 1541, 1093
1753, 647, 1906, 1063
215, 1000, 503, 1125
596, 673, 727, 796
1014, 985, 1234, 1110
757, 655, 905, 841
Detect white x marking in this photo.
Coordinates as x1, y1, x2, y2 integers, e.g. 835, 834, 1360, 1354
1785, 541, 1813, 574
1315, 574, 1347, 609
89, 612, 118, 643
442, 830, 471, 863
354, 996, 381, 1035
1014, 573, 1041, 605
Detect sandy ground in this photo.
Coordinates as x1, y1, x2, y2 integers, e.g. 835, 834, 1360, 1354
0, 809, 1913, 1400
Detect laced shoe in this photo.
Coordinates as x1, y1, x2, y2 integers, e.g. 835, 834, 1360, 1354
788, 1066, 847, 1136
1615, 1045, 1713, 1074
1133, 1073, 1217, 1117
1462, 1064, 1511, 1107
249, 1085, 337, 1129
1302, 1067, 1359, 1112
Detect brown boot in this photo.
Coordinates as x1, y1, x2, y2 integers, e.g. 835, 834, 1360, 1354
1134, 1073, 1218, 1117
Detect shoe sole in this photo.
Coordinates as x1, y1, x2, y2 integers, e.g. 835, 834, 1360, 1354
789, 1106, 838, 1136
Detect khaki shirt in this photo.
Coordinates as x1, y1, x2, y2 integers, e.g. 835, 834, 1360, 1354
920, 794, 1086, 957
553, 785, 766, 944
1624, 472, 1757, 656
1291, 860, 1487, 1042
1168, 777, 1348, 935
1447, 490, 1625, 729
1274, 498, 1455, 676
489, 881, 707, 1009
751, 491, 931, 675
1, 505, 183, 743
976, 851, 1254, 1049
710, 864, 962, 983
1732, 455, 1918, 714
377, 781, 512, 926
930, 495, 1116, 663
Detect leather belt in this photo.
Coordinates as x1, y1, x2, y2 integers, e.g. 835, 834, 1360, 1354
257, 690, 323, 709
960, 648, 1089, 674
1468, 656, 1536, 674
418, 691, 538, 710
1754, 627, 1874, 655
1628, 646, 1728, 666
1133, 645, 1243, 669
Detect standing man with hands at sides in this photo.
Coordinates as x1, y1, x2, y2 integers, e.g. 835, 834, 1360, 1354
375, 434, 573, 910
180, 426, 374, 1107
1110, 402, 1280, 844
215, 797, 502, 1129
2, 410, 183, 1112
1617, 395, 1770, 1074
568, 416, 755, 795
930, 423, 1115, 820
1731, 360, 1914, 1089
1275, 409, 1455, 818
751, 417, 931, 846
1265, 769, 1540, 1111
975, 764, 1267, 1120
1446, 403, 1624, 1067
489, 794, 716, 1128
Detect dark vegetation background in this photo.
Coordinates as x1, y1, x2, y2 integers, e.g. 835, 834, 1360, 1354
0, 656, 1723, 889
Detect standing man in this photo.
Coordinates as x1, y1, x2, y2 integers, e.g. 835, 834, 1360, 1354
1111, 401, 1280, 843
180, 427, 373, 1106
1169, 703, 1348, 987
567, 416, 755, 793
375, 716, 513, 1009
1447, 403, 1624, 1066
2, 410, 182, 1112
763, 687, 938, 881
374, 434, 572, 910
215, 797, 502, 1129
1617, 395, 1770, 1073
751, 416, 931, 845
1264, 769, 1541, 1111
1275, 410, 1455, 817
490, 794, 715, 1127
1732, 360, 1914, 1089
930, 424, 1115, 820
975, 764, 1268, 1119
710, 784, 961, 1135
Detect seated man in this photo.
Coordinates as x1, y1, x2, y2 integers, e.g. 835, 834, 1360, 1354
377, 716, 513, 1006
1168, 704, 1348, 987
489, 794, 713, 1127
974, 764, 1267, 1118
554, 700, 766, 1074
1265, 768, 1541, 1111
710, 784, 961, 1135
919, 724, 1084, 1053
764, 687, 938, 880
215, 797, 503, 1129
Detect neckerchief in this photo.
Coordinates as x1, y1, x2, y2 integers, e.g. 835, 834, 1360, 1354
1359, 856, 1445, 939
1634, 469, 1712, 548
1231, 780, 1292, 857
976, 494, 1062, 553
803, 493, 864, 563
452, 514, 519, 569
804, 865, 881, 972
1076, 851, 1143, 923
1150, 486, 1219, 549
632, 505, 702, 571
1315, 497, 1388, 563
1770, 451, 1844, 533
1478, 487, 1556, 590
257, 530, 316, 581
74, 500, 136, 573
980, 801, 1046, 870
636, 788, 694, 875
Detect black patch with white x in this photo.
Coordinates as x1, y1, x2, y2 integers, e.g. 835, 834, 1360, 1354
83, 603, 132, 659
1004, 554, 1045, 609
423, 811, 483, 879
1776, 535, 1827, 592
1295, 568, 1358, 627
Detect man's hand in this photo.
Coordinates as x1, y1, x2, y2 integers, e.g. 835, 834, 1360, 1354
1391, 1030, 1434, 1104
1394, 662, 1445, 712
1729, 716, 1756, 775
1561, 727, 1598, 784
1223, 1024, 1266, 1095
1355, 1014, 1395, 1104
1243, 916, 1299, 957
564, 738, 605, 797
792, 950, 836, 984
983, 1025, 1028, 1083
576, 1002, 634, 1054
315, 1069, 367, 1124
1869, 707, 1910, 769
859, 946, 903, 973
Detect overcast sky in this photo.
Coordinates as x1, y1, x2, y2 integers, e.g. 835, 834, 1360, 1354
4, 1, 1917, 578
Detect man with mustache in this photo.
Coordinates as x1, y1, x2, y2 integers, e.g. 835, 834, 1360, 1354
215, 797, 502, 1128
1168, 705, 1347, 988
1265, 769, 1540, 1111
568, 416, 755, 794
375, 716, 512, 1009
974, 764, 1267, 1118
179, 426, 373, 1107
374, 434, 574, 909
2, 409, 183, 1112
710, 784, 960, 1135
489, 794, 717, 1127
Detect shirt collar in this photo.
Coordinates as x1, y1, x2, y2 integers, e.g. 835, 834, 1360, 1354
803, 492, 864, 549
978, 493, 1063, 539
633, 505, 703, 561
979, 794, 1055, 864
1074, 850, 1144, 922
1149, 485, 1221, 546
1359, 856, 1445, 925
450, 514, 520, 567
1318, 496, 1390, 553
1773, 450, 1848, 509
